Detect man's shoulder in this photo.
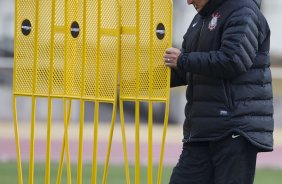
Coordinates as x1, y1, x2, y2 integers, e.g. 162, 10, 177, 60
222, 0, 261, 14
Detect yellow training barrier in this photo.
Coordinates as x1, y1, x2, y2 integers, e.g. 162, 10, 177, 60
13, 0, 172, 183
13, 0, 119, 184
119, 0, 172, 184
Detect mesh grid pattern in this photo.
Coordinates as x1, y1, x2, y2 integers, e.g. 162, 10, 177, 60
14, 0, 36, 95
120, 0, 137, 98
120, 0, 171, 101
51, 0, 65, 96
14, 0, 170, 101
14, 0, 119, 101
84, 0, 98, 98
152, 0, 171, 99
66, 0, 84, 97
97, 0, 119, 100
120, 35, 137, 98
139, 0, 151, 98
101, 0, 119, 29
98, 37, 118, 99
35, 0, 52, 95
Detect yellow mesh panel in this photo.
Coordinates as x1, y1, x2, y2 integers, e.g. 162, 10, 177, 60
66, 0, 84, 98
96, 0, 119, 101
84, 0, 98, 98
14, 0, 36, 95
51, 0, 65, 96
139, 0, 151, 98
14, 0, 119, 101
35, 1, 52, 95
98, 37, 119, 100
152, 0, 171, 99
120, 0, 137, 99
120, 0, 172, 101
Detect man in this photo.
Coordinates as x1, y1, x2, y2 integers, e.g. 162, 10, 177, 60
164, 0, 274, 183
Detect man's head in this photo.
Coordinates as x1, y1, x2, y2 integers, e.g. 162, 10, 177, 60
187, 0, 209, 12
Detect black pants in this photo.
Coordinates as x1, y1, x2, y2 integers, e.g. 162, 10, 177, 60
169, 135, 258, 184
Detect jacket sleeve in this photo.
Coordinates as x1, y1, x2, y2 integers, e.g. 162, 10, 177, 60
170, 68, 188, 87
170, 46, 189, 87
177, 7, 259, 79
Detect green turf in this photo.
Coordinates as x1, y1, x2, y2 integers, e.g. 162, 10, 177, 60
0, 162, 281, 184
0, 162, 172, 183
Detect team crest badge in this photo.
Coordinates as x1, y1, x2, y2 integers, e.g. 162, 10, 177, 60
208, 12, 221, 31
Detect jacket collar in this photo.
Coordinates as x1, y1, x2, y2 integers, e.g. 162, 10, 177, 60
198, 0, 226, 17
253, 0, 262, 8
199, 0, 262, 17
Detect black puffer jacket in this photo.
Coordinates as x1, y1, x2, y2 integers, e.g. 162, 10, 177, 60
171, 0, 274, 151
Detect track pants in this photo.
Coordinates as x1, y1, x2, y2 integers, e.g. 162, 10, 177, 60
169, 134, 258, 184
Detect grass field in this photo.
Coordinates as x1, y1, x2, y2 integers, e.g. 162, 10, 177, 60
0, 162, 281, 184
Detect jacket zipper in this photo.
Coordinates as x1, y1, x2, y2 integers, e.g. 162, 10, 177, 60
187, 18, 206, 142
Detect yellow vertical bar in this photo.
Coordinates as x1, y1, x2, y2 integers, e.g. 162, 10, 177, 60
92, 0, 101, 181
77, 100, 84, 184
101, 0, 121, 181
135, 101, 140, 184
29, 97, 36, 184
45, 0, 56, 182
102, 101, 117, 184
91, 102, 99, 184
13, 97, 23, 184
157, 1, 172, 183
29, 0, 40, 182
13, 1, 23, 183
148, 0, 154, 183
56, 100, 72, 184
63, 99, 72, 184
157, 103, 170, 184
148, 102, 153, 184
64, 0, 71, 182
77, 0, 87, 182
45, 98, 52, 184
119, 100, 130, 184
119, 100, 131, 184
135, 0, 141, 182
117, 1, 131, 181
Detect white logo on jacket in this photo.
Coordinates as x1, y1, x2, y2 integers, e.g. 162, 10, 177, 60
208, 12, 221, 31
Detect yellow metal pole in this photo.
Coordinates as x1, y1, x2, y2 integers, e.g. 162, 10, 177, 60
56, 100, 72, 184
148, 102, 153, 184
45, 0, 56, 182
77, 0, 87, 182
101, 0, 121, 182
56, 0, 73, 183
135, 0, 141, 182
77, 100, 85, 184
91, 102, 99, 184
135, 101, 140, 184
92, 0, 101, 182
119, 100, 131, 184
148, 0, 154, 182
29, 0, 40, 182
157, 1, 172, 183
13, 0, 22, 182
28, 97, 36, 184
13, 97, 23, 184
45, 98, 52, 184
63, 99, 72, 184
102, 101, 117, 184
157, 102, 170, 184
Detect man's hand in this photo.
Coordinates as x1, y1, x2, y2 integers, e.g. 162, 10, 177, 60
164, 47, 181, 69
